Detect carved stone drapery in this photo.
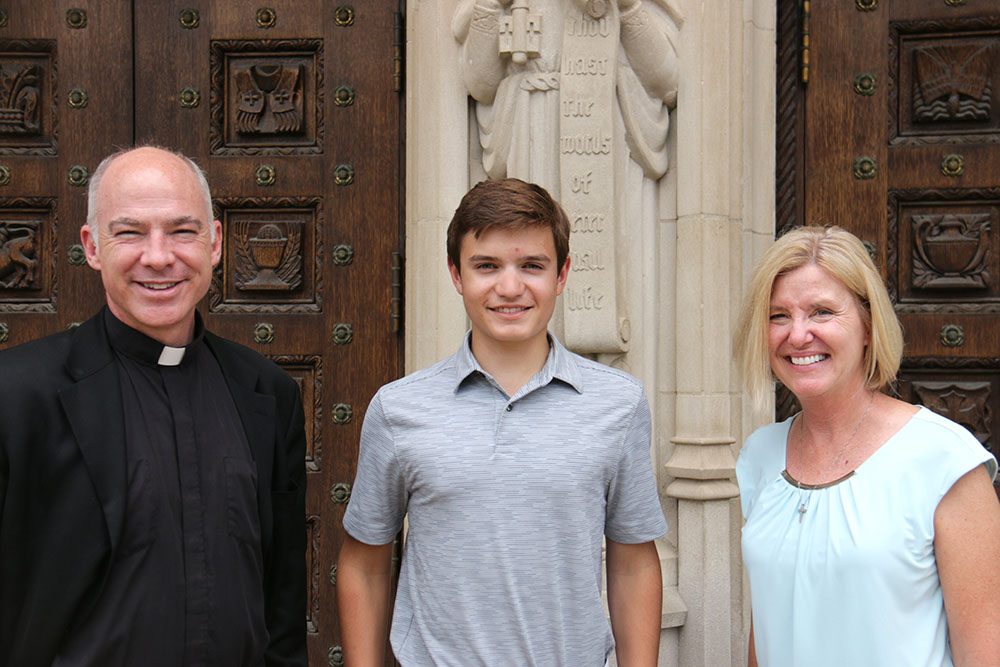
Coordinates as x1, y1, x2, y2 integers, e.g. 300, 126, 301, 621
559, 5, 625, 352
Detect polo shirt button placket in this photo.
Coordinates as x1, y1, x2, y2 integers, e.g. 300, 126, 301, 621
505, 404, 512, 412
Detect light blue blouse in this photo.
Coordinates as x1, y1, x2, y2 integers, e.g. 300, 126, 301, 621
737, 407, 997, 667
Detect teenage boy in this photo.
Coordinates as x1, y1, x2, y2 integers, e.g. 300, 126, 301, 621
338, 178, 666, 666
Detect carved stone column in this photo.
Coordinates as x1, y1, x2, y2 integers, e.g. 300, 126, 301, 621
663, 0, 760, 663
665, 216, 740, 667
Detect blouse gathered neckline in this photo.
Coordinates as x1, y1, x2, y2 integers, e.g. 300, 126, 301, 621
779, 409, 919, 490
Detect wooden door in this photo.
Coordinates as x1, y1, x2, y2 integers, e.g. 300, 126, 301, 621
0, 2, 403, 664
777, 0, 1000, 497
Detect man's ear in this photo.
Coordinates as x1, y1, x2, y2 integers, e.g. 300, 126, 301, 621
80, 224, 101, 271
210, 219, 223, 266
555, 255, 570, 295
448, 257, 463, 295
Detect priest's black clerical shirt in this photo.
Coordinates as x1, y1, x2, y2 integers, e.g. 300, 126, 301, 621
53, 310, 266, 666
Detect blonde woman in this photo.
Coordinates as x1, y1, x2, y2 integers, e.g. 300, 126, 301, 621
735, 226, 1000, 666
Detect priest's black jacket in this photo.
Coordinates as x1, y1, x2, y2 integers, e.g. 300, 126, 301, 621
0, 310, 307, 666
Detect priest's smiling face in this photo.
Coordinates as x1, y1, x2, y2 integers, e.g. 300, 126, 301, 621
81, 148, 222, 347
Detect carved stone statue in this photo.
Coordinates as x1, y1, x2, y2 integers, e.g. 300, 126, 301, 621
453, 0, 680, 353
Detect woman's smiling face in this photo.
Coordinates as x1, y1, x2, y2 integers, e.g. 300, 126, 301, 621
767, 263, 870, 403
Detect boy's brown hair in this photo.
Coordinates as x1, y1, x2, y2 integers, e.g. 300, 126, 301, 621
447, 178, 570, 273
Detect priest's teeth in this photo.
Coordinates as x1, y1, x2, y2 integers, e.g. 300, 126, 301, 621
141, 282, 177, 290
790, 354, 826, 366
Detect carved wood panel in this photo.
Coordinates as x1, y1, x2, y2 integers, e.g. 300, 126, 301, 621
887, 188, 1000, 313
0, 39, 56, 155
890, 16, 1000, 145
0, 198, 55, 312
210, 196, 323, 312
210, 39, 324, 155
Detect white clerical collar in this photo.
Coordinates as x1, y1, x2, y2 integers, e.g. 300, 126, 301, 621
157, 345, 187, 366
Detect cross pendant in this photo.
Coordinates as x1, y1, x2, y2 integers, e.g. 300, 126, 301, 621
798, 502, 807, 523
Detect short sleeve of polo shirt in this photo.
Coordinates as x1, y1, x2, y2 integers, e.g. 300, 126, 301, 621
343, 391, 408, 545
605, 389, 668, 543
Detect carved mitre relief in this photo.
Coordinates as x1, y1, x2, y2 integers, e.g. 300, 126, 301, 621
210, 39, 322, 155
234, 64, 303, 135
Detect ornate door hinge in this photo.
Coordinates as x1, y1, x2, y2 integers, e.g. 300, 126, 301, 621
800, 0, 811, 84
393, 11, 404, 93
391, 251, 404, 333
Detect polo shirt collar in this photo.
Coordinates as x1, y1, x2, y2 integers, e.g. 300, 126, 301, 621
452, 330, 584, 394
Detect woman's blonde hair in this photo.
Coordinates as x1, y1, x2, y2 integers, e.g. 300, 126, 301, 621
734, 226, 903, 407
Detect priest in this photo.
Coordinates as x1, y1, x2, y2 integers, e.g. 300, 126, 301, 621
0, 146, 307, 666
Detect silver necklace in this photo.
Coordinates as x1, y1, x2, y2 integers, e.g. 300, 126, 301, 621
793, 392, 874, 523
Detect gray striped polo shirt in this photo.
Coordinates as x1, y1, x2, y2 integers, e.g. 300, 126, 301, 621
344, 332, 668, 666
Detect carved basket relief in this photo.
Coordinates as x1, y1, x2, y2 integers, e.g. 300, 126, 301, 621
210, 198, 321, 312
0, 41, 56, 154
0, 199, 55, 312
889, 193, 1000, 311
912, 213, 991, 289
210, 40, 323, 155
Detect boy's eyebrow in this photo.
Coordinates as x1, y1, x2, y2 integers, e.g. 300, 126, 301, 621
465, 253, 552, 263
